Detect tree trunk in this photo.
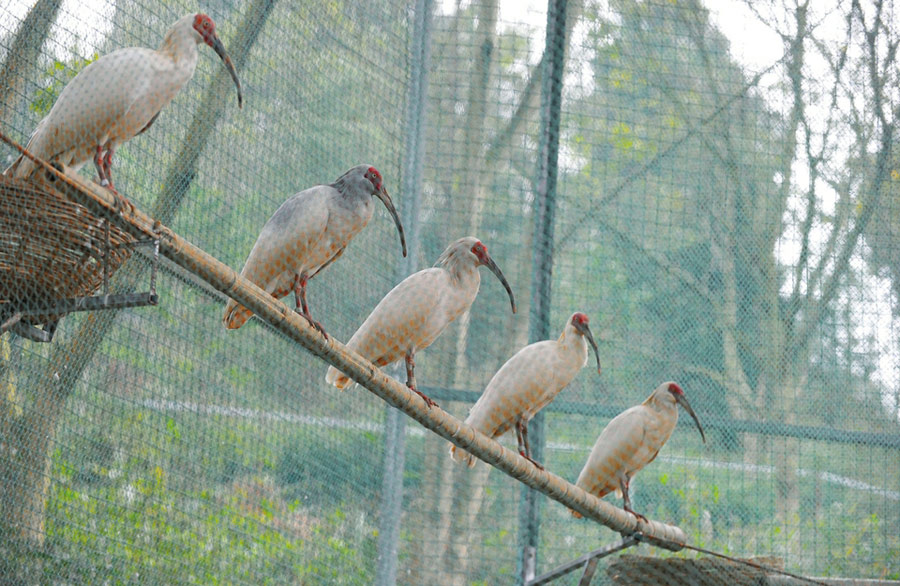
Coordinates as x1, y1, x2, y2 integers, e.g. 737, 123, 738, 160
435, 4, 587, 580
0, 0, 276, 569
774, 365, 807, 535
0, 0, 64, 129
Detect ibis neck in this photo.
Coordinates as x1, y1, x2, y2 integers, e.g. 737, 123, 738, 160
557, 325, 588, 366
437, 252, 480, 286
645, 392, 677, 418
159, 23, 200, 67
332, 179, 371, 207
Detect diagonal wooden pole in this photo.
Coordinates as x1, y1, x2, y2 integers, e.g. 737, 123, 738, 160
3, 134, 688, 550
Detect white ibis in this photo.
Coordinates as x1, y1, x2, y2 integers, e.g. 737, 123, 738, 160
450, 312, 601, 469
325, 236, 516, 408
6, 13, 242, 189
223, 165, 406, 337
573, 381, 706, 520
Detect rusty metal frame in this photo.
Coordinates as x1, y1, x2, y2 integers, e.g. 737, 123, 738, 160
525, 535, 639, 586
0, 232, 160, 343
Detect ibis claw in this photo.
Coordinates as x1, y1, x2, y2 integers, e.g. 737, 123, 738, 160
113, 191, 135, 217
624, 506, 648, 524
407, 382, 437, 409
97, 177, 134, 216
298, 311, 328, 340
519, 451, 545, 471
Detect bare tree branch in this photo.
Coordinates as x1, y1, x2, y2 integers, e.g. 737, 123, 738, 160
598, 217, 719, 310
482, 0, 585, 169
788, 0, 896, 359
785, 22, 851, 324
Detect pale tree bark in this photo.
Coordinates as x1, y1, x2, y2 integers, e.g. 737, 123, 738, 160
429, 3, 500, 578
442, 463, 492, 586
0, 0, 276, 573
445, 0, 586, 386
0, 0, 64, 129
410, 4, 475, 580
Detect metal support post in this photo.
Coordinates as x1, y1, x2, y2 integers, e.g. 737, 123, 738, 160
515, 0, 568, 583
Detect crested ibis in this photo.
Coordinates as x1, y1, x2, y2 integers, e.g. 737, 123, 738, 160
325, 236, 516, 408
573, 381, 706, 520
223, 165, 406, 337
6, 13, 242, 189
450, 312, 601, 469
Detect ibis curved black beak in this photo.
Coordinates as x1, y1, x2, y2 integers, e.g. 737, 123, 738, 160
675, 393, 706, 443
573, 320, 601, 375
210, 34, 243, 108
482, 255, 516, 314
375, 187, 407, 257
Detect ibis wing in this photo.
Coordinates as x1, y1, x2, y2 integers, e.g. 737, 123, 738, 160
343, 268, 446, 367
239, 187, 333, 296
576, 406, 647, 499
466, 341, 555, 438
18, 49, 156, 176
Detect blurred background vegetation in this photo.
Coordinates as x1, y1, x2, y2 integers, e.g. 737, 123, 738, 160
1, 0, 899, 584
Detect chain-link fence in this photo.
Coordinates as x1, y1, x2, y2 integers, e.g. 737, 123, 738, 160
1, 0, 898, 584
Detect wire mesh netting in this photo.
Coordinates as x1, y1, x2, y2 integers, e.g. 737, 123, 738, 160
1, 0, 899, 584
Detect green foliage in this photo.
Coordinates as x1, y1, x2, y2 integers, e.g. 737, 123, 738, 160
45, 455, 376, 584
0, 336, 21, 417
276, 427, 383, 508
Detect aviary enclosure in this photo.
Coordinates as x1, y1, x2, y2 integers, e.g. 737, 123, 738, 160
0, 0, 898, 584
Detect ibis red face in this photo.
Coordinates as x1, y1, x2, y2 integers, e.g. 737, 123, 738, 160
668, 382, 706, 443
570, 313, 601, 374
193, 14, 243, 108
365, 167, 407, 258
470, 242, 516, 314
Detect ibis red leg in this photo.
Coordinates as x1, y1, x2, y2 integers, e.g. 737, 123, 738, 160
293, 272, 327, 339
620, 473, 647, 522
515, 419, 544, 470
405, 348, 437, 408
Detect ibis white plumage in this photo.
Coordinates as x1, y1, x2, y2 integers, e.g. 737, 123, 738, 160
450, 312, 601, 469
325, 236, 516, 408
573, 381, 706, 520
223, 165, 406, 336
6, 13, 242, 188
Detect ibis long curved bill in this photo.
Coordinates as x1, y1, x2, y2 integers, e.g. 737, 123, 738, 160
674, 393, 706, 443
375, 187, 407, 257
483, 256, 516, 314
209, 35, 243, 107
573, 318, 601, 374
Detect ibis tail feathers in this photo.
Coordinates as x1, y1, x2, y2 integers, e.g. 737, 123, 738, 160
325, 365, 352, 389
223, 300, 253, 329
449, 444, 477, 468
